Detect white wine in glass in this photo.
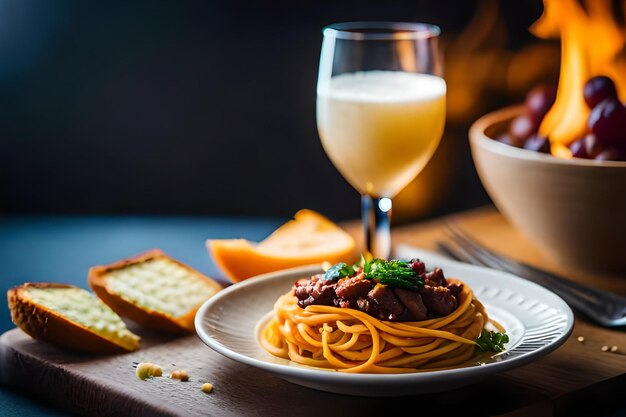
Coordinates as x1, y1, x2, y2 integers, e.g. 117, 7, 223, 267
316, 22, 446, 259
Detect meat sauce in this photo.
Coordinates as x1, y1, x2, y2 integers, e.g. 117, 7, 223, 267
294, 259, 462, 322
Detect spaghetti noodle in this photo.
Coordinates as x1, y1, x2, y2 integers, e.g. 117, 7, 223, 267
260, 275, 505, 374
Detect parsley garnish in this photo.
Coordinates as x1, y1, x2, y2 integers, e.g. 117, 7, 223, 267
475, 331, 509, 352
323, 262, 355, 281
322, 256, 424, 291
362, 257, 424, 291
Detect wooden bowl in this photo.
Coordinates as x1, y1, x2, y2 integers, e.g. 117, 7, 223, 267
469, 105, 626, 272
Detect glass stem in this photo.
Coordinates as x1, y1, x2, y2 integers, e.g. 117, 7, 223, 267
361, 195, 392, 259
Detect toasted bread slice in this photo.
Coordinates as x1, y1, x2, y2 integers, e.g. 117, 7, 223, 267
88, 249, 223, 334
7, 283, 140, 353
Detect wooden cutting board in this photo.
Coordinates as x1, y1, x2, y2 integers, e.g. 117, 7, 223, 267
0, 319, 624, 417
1, 206, 625, 417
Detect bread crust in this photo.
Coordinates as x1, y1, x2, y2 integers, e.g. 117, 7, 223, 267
7, 282, 140, 354
88, 249, 223, 334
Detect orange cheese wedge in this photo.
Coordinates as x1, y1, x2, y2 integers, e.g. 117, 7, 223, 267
207, 209, 357, 282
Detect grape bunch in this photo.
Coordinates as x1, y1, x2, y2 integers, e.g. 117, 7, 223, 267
569, 76, 626, 161
497, 84, 557, 154
497, 75, 626, 161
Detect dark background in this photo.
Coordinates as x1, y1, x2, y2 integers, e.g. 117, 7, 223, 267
0, 0, 554, 224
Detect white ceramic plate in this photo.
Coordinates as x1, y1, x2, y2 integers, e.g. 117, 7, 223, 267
195, 248, 574, 396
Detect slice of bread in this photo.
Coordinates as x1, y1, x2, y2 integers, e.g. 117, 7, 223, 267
7, 283, 141, 353
88, 249, 223, 334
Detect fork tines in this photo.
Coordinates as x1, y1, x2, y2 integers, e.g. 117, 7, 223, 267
440, 223, 626, 327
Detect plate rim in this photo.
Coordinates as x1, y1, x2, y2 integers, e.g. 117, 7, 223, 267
194, 257, 574, 384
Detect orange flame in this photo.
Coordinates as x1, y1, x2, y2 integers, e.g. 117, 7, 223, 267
531, 0, 626, 157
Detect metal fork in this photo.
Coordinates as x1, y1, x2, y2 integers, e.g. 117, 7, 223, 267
437, 224, 626, 328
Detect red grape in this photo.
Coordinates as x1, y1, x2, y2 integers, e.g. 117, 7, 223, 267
497, 132, 526, 148
583, 133, 603, 158
568, 133, 617, 159
510, 114, 538, 140
587, 98, 626, 147
583, 75, 618, 109
569, 137, 589, 158
595, 148, 623, 161
525, 84, 557, 123
523, 134, 551, 153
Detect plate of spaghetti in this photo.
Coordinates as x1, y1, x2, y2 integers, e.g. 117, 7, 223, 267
195, 249, 574, 396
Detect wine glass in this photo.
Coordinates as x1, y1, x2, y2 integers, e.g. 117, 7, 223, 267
316, 21, 446, 259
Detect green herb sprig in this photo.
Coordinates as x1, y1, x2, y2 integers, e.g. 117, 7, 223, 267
362, 257, 423, 291
322, 262, 355, 281
321, 255, 425, 292
475, 331, 509, 352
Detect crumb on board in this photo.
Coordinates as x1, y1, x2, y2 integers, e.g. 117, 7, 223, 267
136, 363, 163, 380
610, 345, 618, 353
576, 336, 585, 343
601, 345, 610, 352
201, 383, 214, 393
171, 370, 189, 381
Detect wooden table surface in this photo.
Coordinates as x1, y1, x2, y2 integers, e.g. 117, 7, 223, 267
1, 206, 624, 417
349, 205, 626, 415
